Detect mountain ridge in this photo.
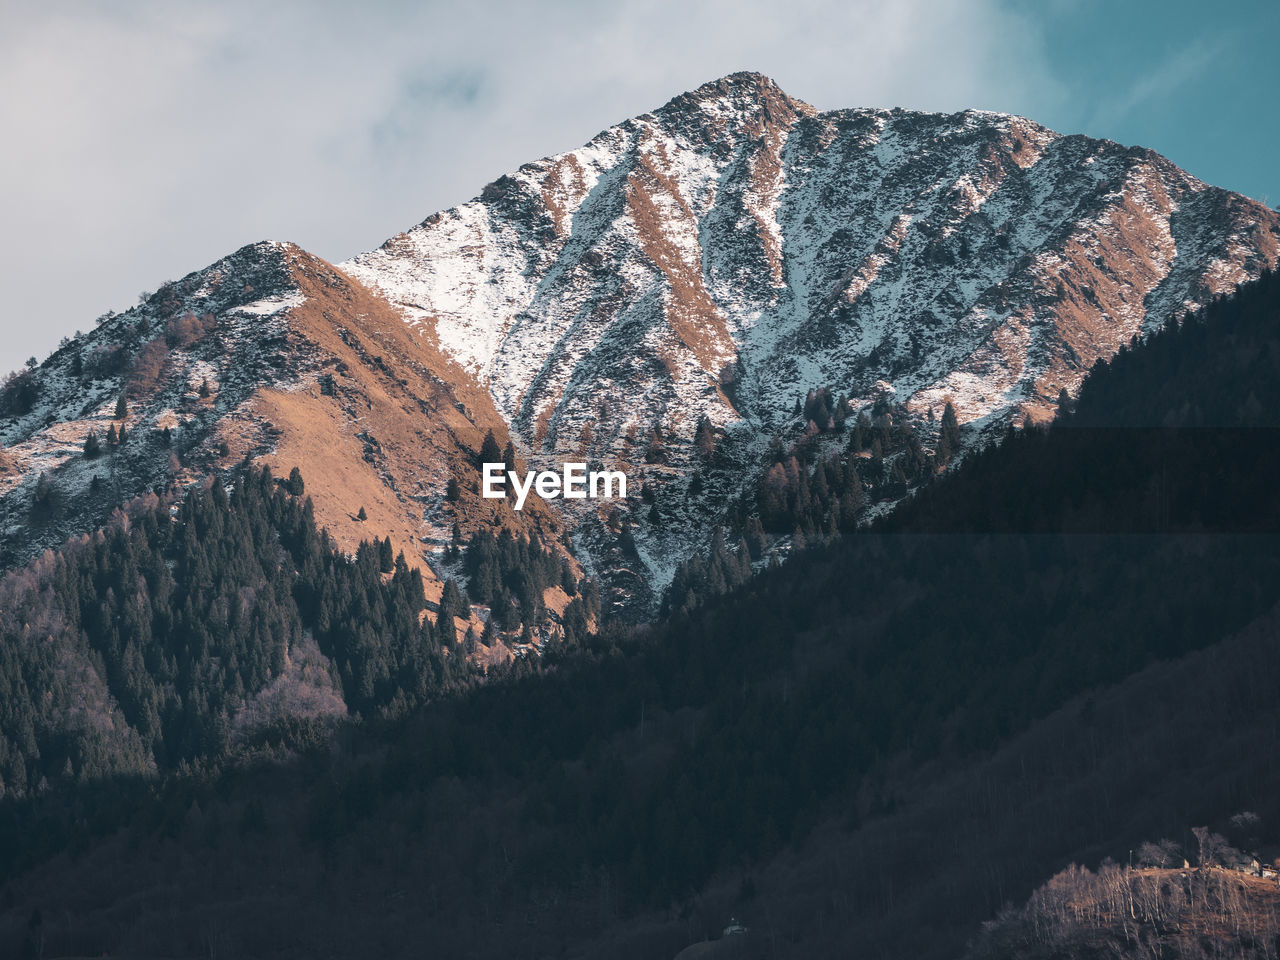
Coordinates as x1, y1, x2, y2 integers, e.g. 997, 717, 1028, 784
0, 241, 567, 626
3, 72, 1277, 610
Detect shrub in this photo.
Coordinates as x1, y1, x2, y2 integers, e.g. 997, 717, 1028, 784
84, 344, 126, 380
129, 340, 169, 395
0, 368, 39, 415
32, 472, 55, 513
165, 312, 216, 349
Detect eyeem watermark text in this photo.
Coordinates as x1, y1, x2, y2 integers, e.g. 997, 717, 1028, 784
482, 463, 627, 510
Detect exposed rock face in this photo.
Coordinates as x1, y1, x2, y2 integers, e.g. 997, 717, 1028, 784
5, 73, 1278, 609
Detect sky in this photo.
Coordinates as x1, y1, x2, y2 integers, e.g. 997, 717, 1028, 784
1, 0, 1276, 377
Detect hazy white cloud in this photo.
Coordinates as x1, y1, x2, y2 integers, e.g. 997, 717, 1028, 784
0, 0, 1063, 375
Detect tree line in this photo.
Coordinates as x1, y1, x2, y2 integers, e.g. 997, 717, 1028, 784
0, 465, 473, 797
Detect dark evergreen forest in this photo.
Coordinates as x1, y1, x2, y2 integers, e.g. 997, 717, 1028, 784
462, 527, 596, 642
0, 467, 466, 799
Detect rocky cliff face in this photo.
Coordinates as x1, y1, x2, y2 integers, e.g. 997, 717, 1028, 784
4, 72, 1278, 611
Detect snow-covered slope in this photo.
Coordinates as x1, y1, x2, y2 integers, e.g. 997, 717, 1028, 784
342, 71, 1279, 596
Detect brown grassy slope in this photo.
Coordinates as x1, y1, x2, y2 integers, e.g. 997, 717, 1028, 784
234, 247, 568, 592
969, 864, 1280, 959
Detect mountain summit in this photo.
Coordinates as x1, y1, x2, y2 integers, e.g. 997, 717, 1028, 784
342, 72, 1279, 594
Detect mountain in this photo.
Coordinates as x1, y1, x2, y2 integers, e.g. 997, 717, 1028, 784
345, 71, 1278, 590
3, 72, 1278, 615
0, 242, 567, 625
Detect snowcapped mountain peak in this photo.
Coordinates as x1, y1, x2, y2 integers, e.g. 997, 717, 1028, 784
343, 74, 1279, 600
652, 70, 816, 138
349, 75, 1277, 434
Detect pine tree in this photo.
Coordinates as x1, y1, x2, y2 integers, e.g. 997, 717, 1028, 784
745, 516, 766, 560
437, 603, 457, 646
356, 506, 367, 522
936, 401, 957, 465
106, 424, 118, 446
852, 412, 870, 452
942, 401, 962, 450
378, 536, 394, 574
479, 430, 502, 466
890, 458, 909, 489
644, 430, 665, 464
440, 578, 465, 623
446, 476, 462, 502
694, 416, 716, 460
812, 460, 830, 502
114, 394, 128, 419
735, 536, 753, 578
835, 395, 853, 429
83, 431, 101, 458
287, 467, 304, 496
1056, 387, 1073, 419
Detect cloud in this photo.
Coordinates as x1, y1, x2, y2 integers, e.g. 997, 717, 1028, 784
373, 67, 490, 148
0, 0, 1062, 376
1087, 37, 1223, 130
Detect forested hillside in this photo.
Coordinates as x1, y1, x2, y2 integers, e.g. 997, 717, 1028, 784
884, 269, 1280, 534
0, 466, 469, 800
1, 272, 1278, 958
